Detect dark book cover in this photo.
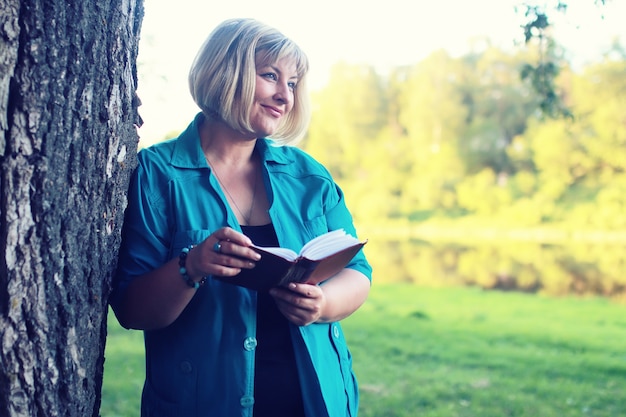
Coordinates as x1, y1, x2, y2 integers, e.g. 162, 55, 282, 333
213, 235, 367, 292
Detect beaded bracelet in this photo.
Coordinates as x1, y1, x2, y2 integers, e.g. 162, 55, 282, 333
179, 246, 208, 289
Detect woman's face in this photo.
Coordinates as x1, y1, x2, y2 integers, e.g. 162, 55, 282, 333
249, 57, 298, 138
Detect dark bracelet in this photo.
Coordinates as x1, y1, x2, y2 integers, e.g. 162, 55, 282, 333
179, 246, 208, 289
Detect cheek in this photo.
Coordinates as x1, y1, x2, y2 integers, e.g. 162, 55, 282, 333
286, 95, 296, 113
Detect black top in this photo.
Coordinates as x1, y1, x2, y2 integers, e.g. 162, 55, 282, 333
242, 224, 305, 417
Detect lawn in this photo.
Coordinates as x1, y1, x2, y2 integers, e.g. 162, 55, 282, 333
101, 284, 626, 416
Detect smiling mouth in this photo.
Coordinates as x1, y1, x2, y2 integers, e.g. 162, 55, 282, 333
263, 105, 283, 117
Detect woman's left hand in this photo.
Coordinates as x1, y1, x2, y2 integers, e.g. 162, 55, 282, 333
269, 283, 327, 326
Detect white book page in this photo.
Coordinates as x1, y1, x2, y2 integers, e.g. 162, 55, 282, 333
251, 229, 361, 262
252, 245, 298, 261
300, 229, 361, 260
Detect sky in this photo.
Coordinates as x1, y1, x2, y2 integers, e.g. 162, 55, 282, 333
135, 0, 626, 145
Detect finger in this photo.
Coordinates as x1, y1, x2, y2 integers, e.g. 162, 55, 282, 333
216, 227, 253, 246
271, 293, 320, 326
272, 289, 317, 314
272, 300, 303, 321
213, 239, 261, 262
280, 307, 316, 327
282, 282, 320, 298
187, 239, 255, 279
212, 239, 224, 254
213, 251, 256, 270
200, 228, 258, 262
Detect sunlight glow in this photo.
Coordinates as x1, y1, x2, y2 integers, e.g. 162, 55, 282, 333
136, 0, 626, 146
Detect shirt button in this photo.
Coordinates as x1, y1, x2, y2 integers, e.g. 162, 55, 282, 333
179, 361, 193, 374
240, 395, 254, 407
333, 325, 340, 338
243, 336, 257, 351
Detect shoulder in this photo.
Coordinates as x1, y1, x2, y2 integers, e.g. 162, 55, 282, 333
136, 113, 205, 174
139, 138, 177, 154
137, 139, 176, 165
133, 140, 179, 185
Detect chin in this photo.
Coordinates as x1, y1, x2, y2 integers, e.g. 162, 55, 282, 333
254, 127, 278, 139
250, 119, 281, 138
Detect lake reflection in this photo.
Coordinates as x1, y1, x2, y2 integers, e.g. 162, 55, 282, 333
364, 238, 626, 299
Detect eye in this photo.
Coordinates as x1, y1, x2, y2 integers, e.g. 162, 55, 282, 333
261, 72, 277, 81
287, 81, 297, 91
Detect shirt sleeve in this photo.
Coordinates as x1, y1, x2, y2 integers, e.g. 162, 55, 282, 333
324, 182, 373, 282
109, 155, 172, 310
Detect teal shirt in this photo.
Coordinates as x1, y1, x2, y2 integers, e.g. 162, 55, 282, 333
111, 113, 372, 417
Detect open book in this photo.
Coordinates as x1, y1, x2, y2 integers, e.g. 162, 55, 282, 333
215, 229, 367, 292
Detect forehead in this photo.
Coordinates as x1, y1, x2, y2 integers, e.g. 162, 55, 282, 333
256, 50, 301, 75
256, 56, 298, 77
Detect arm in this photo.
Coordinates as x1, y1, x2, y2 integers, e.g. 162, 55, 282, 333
317, 268, 371, 322
266, 158, 372, 325
269, 268, 371, 326
114, 227, 261, 330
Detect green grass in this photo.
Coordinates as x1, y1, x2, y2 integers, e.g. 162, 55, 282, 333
102, 314, 144, 417
101, 285, 626, 416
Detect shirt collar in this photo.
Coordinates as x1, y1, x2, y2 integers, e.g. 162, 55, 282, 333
170, 112, 209, 169
170, 112, 294, 168
255, 136, 293, 166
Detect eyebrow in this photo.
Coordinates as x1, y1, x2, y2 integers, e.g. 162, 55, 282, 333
267, 64, 299, 81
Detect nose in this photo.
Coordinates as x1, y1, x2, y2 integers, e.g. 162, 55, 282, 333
273, 81, 292, 105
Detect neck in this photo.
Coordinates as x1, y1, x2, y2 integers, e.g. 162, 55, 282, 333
199, 116, 257, 167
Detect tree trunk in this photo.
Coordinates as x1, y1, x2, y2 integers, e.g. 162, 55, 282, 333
0, 1, 143, 416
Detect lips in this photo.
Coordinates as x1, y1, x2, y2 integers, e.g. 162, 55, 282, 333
263, 105, 283, 118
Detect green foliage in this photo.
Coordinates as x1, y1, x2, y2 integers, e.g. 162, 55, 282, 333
517, 1, 578, 118
303, 41, 626, 232
458, 47, 540, 175
304, 62, 388, 179
573, 60, 626, 174
516, 1, 613, 118
520, 60, 571, 118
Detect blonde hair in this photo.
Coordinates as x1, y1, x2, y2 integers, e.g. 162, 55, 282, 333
189, 18, 311, 145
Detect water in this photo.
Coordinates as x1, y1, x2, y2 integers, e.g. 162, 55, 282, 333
364, 238, 626, 299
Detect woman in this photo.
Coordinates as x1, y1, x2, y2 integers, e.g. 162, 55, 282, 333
111, 18, 372, 417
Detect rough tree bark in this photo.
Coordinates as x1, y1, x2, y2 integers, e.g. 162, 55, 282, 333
0, 1, 143, 416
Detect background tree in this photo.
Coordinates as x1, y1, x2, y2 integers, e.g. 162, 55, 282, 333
517, 0, 609, 118
0, 1, 143, 416
305, 62, 387, 179
395, 50, 467, 212
458, 46, 539, 175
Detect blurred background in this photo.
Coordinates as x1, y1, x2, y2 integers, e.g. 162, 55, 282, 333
135, 0, 626, 301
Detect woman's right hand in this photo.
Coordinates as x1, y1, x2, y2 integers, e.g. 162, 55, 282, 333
185, 227, 261, 280
114, 227, 262, 330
